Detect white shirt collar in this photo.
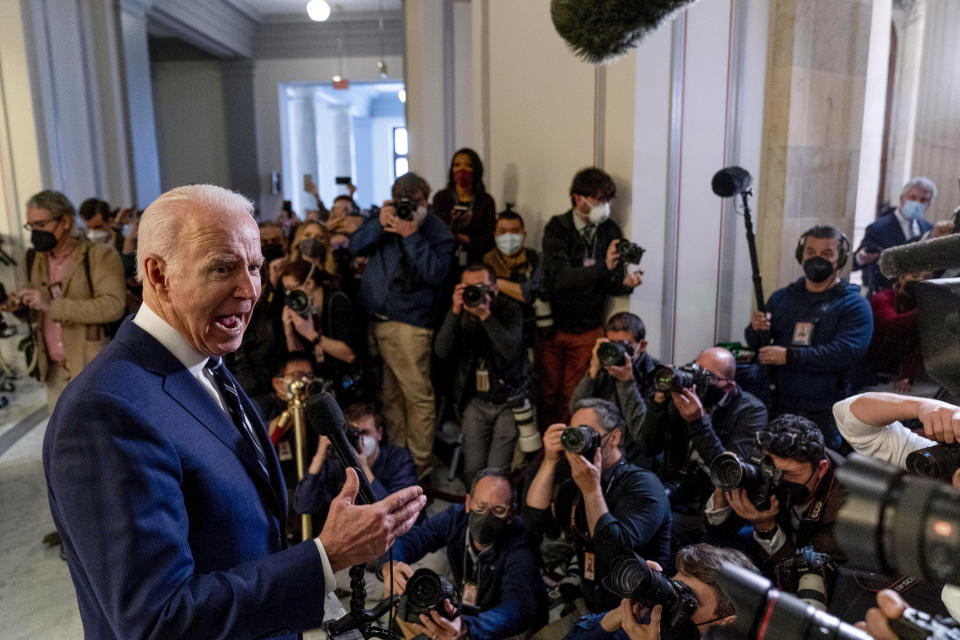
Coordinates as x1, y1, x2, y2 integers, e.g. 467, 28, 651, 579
893, 207, 918, 239
134, 302, 211, 377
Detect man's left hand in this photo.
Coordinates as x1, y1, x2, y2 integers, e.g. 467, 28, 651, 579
567, 446, 602, 495
462, 292, 491, 322
412, 599, 464, 640
622, 269, 643, 289
620, 600, 661, 640
19, 288, 51, 312
671, 387, 705, 422
758, 345, 787, 366
605, 352, 634, 382
386, 213, 419, 238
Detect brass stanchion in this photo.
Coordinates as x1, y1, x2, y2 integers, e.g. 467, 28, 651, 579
287, 379, 312, 541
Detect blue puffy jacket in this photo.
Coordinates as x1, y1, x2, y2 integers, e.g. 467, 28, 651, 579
745, 278, 872, 412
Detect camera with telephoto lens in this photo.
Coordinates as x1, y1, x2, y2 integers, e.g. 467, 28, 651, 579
394, 197, 416, 222
284, 289, 316, 318
617, 240, 646, 265
400, 568, 478, 623
709, 452, 783, 510
774, 546, 835, 612
905, 443, 960, 482
836, 453, 960, 586
603, 551, 698, 631
462, 284, 491, 308
703, 561, 870, 640
597, 340, 634, 367
508, 394, 542, 452
561, 425, 601, 459
653, 363, 713, 394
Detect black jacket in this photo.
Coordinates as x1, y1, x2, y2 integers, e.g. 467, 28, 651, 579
541, 211, 631, 333
434, 293, 528, 409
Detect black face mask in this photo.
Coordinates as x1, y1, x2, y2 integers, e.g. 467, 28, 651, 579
31, 229, 58, 252
780, 477, 812, 505
700, 384, 726, 409
468, 511, 505, 546
299, 238, 326, 260
261, 243, 285, 263
802, 256, 835, 284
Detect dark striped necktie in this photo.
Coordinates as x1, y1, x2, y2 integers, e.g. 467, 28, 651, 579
206, 355, 268, 476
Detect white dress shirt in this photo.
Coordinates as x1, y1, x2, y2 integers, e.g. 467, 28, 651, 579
133, 303, 336, 591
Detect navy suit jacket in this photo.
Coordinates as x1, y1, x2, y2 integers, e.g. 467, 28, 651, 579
43, 318, 327, 639
853, 212, 933, 291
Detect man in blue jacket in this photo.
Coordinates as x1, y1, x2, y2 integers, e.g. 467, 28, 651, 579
747, 224, 873, 450
381, 468, 546, 640
351, 173, 455, 476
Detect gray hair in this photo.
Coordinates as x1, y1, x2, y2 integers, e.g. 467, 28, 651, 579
136, 184, 253, 281
27, 190, 74, 219
571, 397, 624, 436
391, 172, 431, 202
901, 176, 938, 201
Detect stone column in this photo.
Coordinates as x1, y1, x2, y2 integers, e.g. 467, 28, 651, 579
221, 59, 260, 203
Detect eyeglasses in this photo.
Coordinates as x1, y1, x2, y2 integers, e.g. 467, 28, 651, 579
23, 218, 57, 231
470, 500, 510, 519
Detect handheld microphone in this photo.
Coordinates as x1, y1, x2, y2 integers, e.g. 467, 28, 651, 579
305, 392, 377, 505
711, 166, 753, 198
878, 234, 960, 278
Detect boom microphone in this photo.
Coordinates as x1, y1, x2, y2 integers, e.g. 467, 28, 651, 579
877, 233, 960, 278
305, 392, 377, 505
711, 167, 753, 198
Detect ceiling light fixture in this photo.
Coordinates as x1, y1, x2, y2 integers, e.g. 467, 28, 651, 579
306, 0, 331, 22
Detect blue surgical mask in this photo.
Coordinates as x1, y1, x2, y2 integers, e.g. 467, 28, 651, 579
495, 233, 524, 256
902, 200, 925, 221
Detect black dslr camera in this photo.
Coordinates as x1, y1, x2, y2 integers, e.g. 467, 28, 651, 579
604, 551, 699, 631
561, 425, 601, 459
617, 240, 645, 265
597, 340, 633, 367
653, 363, 713, 394
905, 443, 960, 482
284, 289, 316, 318
400, 568, 478, 623
709, 452, 783, 510
462, 284, 491, 308
394, 197, 416, 221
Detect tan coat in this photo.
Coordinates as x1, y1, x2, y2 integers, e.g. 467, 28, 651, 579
27, 237, 126, 382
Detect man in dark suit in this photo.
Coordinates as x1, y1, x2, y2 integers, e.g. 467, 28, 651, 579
853, 176, 936, 294
43, 184, 425, 640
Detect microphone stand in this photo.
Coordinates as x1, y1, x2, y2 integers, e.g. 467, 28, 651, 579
287, 380, 312, 541
739, 189, 768, 338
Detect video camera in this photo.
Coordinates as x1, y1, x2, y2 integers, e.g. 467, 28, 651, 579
653, 363, 713, 394
603, 551, 699, 631
616, 240, 645, 265
598, 340, 633, 367
399, 568, 479, 624
561, 425, 601, 459
709, 451, 783, 510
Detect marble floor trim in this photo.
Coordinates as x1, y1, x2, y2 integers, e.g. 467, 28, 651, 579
0, 405, 48, 457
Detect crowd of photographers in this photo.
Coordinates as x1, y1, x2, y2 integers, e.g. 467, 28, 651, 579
16, 158, 960, 639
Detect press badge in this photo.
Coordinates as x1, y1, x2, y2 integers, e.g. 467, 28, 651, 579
462, 582, 478, 606
583, 552, 596, 581
48, 282, 63, 299
277, 441, 293, 461
792, 322, 814, 346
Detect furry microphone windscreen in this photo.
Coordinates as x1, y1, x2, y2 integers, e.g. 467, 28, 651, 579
551, 0, 700, 64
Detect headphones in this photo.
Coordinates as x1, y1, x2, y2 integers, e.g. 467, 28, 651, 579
794, 227, 850, 269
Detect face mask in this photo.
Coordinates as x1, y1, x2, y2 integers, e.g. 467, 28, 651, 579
468, 510, 505, 546
902, 199, 925, 221
31, 229, 58, 252
86, 229, 110, 244
453, 168, 473, 189
700, 384, 726, 409
802, 256, 835, 284
299, 238, 325, 260
780, 479, 811, 505
361, 435, 377, 457
414, 204, 429, 224
588, 202, 610, 225
262, 243, 285, 263
495, 233, 524, 256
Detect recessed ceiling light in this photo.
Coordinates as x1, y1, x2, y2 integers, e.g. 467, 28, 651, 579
306, 0, 331, 22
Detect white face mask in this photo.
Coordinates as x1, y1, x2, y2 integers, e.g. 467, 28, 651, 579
414, 204, 429, 224
86, 229, 110, 243
588, 201, 610, 225
361, 435, 377, 457
495, 233, 524, 256
902, 199, 925, 221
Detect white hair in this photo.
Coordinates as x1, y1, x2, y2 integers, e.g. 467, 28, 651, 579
901, 176, 938, 201
136, 184, 254, 281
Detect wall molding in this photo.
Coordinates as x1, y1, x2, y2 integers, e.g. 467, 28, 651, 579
148, 0, 257, 58
254, 13, 403, 59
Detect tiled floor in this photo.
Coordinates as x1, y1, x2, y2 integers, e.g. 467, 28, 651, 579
0, 376, 455, 640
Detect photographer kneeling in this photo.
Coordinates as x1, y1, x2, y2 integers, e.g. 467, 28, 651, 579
525, 398, 672, 613
564, 544, 757, 640
434, 263, 534, 484
640, 347, 767, 550
381, 468, 545, 640
570, 312, 661, 460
